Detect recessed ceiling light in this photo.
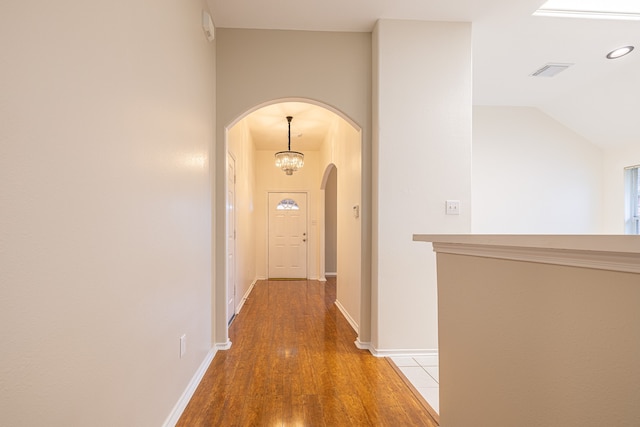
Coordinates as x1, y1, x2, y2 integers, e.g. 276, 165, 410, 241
606, 46, 634, 59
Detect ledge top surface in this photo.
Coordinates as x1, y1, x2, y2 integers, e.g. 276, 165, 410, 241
413, 234, 640, 254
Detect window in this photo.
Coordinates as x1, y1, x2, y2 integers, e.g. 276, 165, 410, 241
276, 199, 300, 210
534, 0, 640, 20
625, 166, 640, 234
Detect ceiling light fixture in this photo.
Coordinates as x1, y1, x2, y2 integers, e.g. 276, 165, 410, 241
606, 45, 634, 59
275, 116, 304, 176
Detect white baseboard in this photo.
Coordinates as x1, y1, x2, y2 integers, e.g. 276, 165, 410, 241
162, 348, 217, 427
325, 272, 337, 277
371, 348, 439, 358
215, 340, 232, 350
334, 300, 359, 334
355, 339, 372, 352
353, 340, 439, 359
235, 279, 257, 314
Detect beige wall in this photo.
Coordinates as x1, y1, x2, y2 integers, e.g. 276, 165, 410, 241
324, 167, 338, 274
0, 0, 216, 425
319, 117, 362, 331
373, 20, 472, 352
215, 28, 372, 343
227, 121, 257, 310
436, 252, 640, 427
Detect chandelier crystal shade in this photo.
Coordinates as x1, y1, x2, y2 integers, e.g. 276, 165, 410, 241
275, 116, 304, 175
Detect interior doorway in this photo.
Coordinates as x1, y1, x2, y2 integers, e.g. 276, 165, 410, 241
217, 98, 364, 349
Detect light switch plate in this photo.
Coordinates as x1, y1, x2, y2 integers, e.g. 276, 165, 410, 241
180, 334, 187, 358
446, 200, 460, 215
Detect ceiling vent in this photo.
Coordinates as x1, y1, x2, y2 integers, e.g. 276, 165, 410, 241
530, 63, 573, 77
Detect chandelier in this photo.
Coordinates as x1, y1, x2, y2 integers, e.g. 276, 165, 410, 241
274, 116, 304, 175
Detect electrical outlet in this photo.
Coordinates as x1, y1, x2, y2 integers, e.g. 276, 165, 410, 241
446, 200, 460, 215
180, 334, 187, 358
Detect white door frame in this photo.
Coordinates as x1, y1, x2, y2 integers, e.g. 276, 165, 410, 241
226, 152, 236, 325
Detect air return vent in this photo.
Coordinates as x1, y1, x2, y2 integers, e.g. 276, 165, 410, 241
530, 63, 573, 77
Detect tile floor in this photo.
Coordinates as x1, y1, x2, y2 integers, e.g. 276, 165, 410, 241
389, 355, 440, 414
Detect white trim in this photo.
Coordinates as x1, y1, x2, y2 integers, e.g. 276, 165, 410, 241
162, 348, 217, 427
235, 279, 257, 314
334, 300, 359, 334
414, 234, 640, 253
373, 348, 439, 358
215, 340, 232, 351
433, 242, 640, 274
367, 346, 439, 358
227, 151, 237, 327
353, 340, 439, 359
355, 339, 372, 352
325, 272, 337, 277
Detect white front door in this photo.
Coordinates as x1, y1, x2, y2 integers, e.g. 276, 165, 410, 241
227, 153, 236, 324
268, 192, 307, 279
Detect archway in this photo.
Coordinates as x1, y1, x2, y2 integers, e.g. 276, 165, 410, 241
215, 98, 364, 349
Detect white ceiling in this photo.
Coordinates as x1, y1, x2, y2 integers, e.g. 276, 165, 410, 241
209, 0, 640, 150
244, 102, 338, 151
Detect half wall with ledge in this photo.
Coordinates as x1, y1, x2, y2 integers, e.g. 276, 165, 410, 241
414, 234, 640, 427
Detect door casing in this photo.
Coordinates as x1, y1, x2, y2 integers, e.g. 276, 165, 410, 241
267, 192, 308, 279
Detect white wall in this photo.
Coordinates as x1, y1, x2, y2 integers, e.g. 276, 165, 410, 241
215, 28, 372, 343
0, 0, 215, 425
228, 121, 257, 309
603, 145, 640, 233
473, 106, 604, 234
373, 20, 472, 352
254, 151, 322, 279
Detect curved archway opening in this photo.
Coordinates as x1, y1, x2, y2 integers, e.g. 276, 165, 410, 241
216, 99, 364, 347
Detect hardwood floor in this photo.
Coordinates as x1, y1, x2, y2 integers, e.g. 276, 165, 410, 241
177, 279, 439, 426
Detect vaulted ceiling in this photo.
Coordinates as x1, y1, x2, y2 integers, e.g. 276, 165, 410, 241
209, 0, 640, 150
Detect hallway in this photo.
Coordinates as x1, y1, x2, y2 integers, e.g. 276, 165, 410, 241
177, 279, 438, 426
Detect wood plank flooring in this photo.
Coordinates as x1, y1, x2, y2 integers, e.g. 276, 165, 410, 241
177, 279, 438, 426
